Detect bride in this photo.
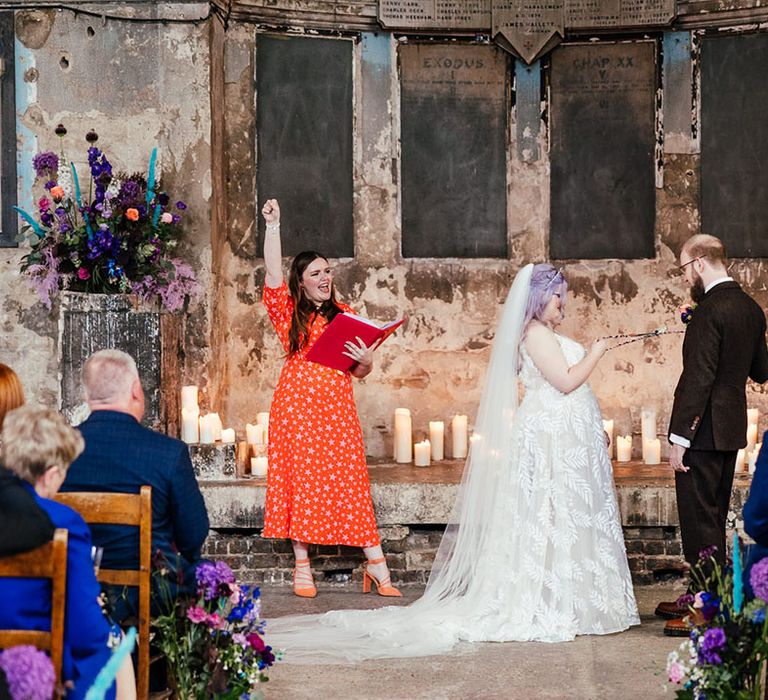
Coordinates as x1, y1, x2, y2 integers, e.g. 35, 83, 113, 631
267, 263, 640, 661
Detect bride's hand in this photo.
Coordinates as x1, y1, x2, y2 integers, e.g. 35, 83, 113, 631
590, 338, 608, 356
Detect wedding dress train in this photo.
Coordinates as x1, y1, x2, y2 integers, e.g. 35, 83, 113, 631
266, 264, 640, 662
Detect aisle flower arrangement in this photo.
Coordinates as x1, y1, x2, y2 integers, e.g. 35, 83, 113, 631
16, 125, 199, 311
666, 536, 768, 699
152, 559, 278, 699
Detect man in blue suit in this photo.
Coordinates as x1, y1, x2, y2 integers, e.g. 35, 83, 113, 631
62, 349, 209, 619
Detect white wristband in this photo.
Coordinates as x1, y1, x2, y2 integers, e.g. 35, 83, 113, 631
266, 222, 280, 231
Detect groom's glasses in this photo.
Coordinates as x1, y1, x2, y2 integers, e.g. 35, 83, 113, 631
678, 256, 704, 272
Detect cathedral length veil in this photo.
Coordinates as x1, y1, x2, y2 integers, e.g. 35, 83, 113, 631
266, 264, 535, 662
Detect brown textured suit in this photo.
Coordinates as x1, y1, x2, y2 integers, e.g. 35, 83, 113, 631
669, 280, 768, 565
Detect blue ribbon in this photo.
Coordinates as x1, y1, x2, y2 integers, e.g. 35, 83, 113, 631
152, 203, 161, 229
733, 531, 744, 614
85, 627, 137, 700
146, 147, 157, 208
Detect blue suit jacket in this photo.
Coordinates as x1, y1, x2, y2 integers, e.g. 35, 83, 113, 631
62, 410, 209, 575
0, 484, 114, 699
744, 431, 768, 594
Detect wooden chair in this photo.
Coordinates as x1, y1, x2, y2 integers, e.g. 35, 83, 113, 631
55, 486, 152, 700
0, 528, 68, 684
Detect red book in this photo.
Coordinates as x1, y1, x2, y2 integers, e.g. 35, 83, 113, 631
306, 312, 405, 372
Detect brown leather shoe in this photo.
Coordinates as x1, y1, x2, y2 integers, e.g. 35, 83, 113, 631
655, 600, 688, 620
663, 617, 692, 637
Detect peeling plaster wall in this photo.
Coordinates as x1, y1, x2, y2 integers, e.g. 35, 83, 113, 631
3, 10, 768, 460
2, 6, 213, 410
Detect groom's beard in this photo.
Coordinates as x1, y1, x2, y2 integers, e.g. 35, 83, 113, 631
690, 273, 706, 303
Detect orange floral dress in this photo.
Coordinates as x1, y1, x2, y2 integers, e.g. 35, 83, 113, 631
262, 282, 381, 547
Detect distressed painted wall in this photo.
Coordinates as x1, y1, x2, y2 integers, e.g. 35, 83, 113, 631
2, 8, 767, 460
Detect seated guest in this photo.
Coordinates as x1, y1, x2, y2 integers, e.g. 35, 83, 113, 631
62, 349, 209, 618
744, 437, 768, 594
0, 406, 134, 700
0, 364, 55, 556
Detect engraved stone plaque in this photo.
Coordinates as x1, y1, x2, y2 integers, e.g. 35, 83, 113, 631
378, 0, 491, 29
565, 0, 674, 28
492, 0, 564, 65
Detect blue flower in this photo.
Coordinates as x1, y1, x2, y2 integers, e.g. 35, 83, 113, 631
752, 608, 766, 624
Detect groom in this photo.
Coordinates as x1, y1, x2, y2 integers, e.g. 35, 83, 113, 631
658, 234, 768, 636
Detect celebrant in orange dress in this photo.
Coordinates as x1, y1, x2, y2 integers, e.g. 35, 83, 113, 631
260, 198, 400, 599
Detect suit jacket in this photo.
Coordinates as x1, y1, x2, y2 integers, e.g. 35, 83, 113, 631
0, 465, 55, 556
669, 281, 768, 451
62, 410, 209, 574
0, 486, 114, 700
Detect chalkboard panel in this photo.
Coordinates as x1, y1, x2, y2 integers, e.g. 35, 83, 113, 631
701, 34, 768, 258
549, 42, 656, 260
256, 34, 353, 258
0, 12, 17, 248
400, 44, 508, 258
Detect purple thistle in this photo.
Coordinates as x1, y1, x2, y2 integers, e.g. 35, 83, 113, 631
698, 545, 718, 562
32, 151, 59, 179
0, 645, 56, 700
750, 557, 768, 602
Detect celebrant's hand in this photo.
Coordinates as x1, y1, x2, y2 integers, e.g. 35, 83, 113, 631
261, 198, 280, 226
342, 336, 373, 367
590, 338, 608, 356
669, 443, 689, 473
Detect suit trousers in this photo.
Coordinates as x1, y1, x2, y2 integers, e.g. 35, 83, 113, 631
675, 448, 738, 567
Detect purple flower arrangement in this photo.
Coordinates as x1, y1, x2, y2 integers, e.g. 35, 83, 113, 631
0, 645, 56, 700
17, 127, 199, 312
152, 559, 278, 699
666, 536, 768, 698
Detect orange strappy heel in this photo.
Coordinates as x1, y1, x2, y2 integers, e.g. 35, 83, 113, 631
293, 558, 317, 598
362, 556, 402, 597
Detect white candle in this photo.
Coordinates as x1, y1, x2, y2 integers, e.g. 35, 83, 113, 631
246, 423, 264, 446
452, 414, 468, 459
251, 456, 268, 477
256, 412, 270, 426
221, 428, 235, 444
747, 422, 759, 454
181, 385, 199, 411
643, 438, 661, 465
264, 425, 269, 445
414, 439, 431, 467
429, 421, 444, 461
640, 407, 657, 462
199, 414, 215, 444
208, 413, 223, 441
616, 435, 632, 462
749, 449, 760, 474
736, 448, 747, 472
602, 419, 615, 459
394, 408, 413, 463
181, 407, 199, 444
748, 408, 759, 426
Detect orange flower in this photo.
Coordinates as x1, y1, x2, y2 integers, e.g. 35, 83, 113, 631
126, 208, 139, 221
50, 186, 65, 201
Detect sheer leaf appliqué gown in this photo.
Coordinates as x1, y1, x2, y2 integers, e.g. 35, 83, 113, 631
266, 333, 639, 662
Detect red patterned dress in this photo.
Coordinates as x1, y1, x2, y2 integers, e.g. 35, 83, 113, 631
261, 282, 381, 546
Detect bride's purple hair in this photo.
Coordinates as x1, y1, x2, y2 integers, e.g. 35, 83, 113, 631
523, 264, 567, 331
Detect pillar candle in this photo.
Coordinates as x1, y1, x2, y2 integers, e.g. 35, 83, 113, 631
749, 449, 760, 474
748, 408, 759, 426
736, 448, 747, 472
181, 407, 199, 444
452, 414, 468, 459
414, 439, 431, 467
199, 414, 215, 444
643, 438, 661, 465
394, 408, 413, 463
221, 428, 235, 444
251, 456, 268, 477
181, 385, 199, 411
206, 413, 221, 441
602, 419, 615, 459
747, 422, 759, 454
429, 421, 444, 461
246, 423, 264, 446
616, 435, 632, 462
640, 407, 657, 462
264, 425, 269, 445
256, 412, 270, 426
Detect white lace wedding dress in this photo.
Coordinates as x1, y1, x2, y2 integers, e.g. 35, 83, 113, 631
266, 266, 639, 662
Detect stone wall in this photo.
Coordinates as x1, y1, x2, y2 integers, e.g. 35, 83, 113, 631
2, 7, 768, 461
